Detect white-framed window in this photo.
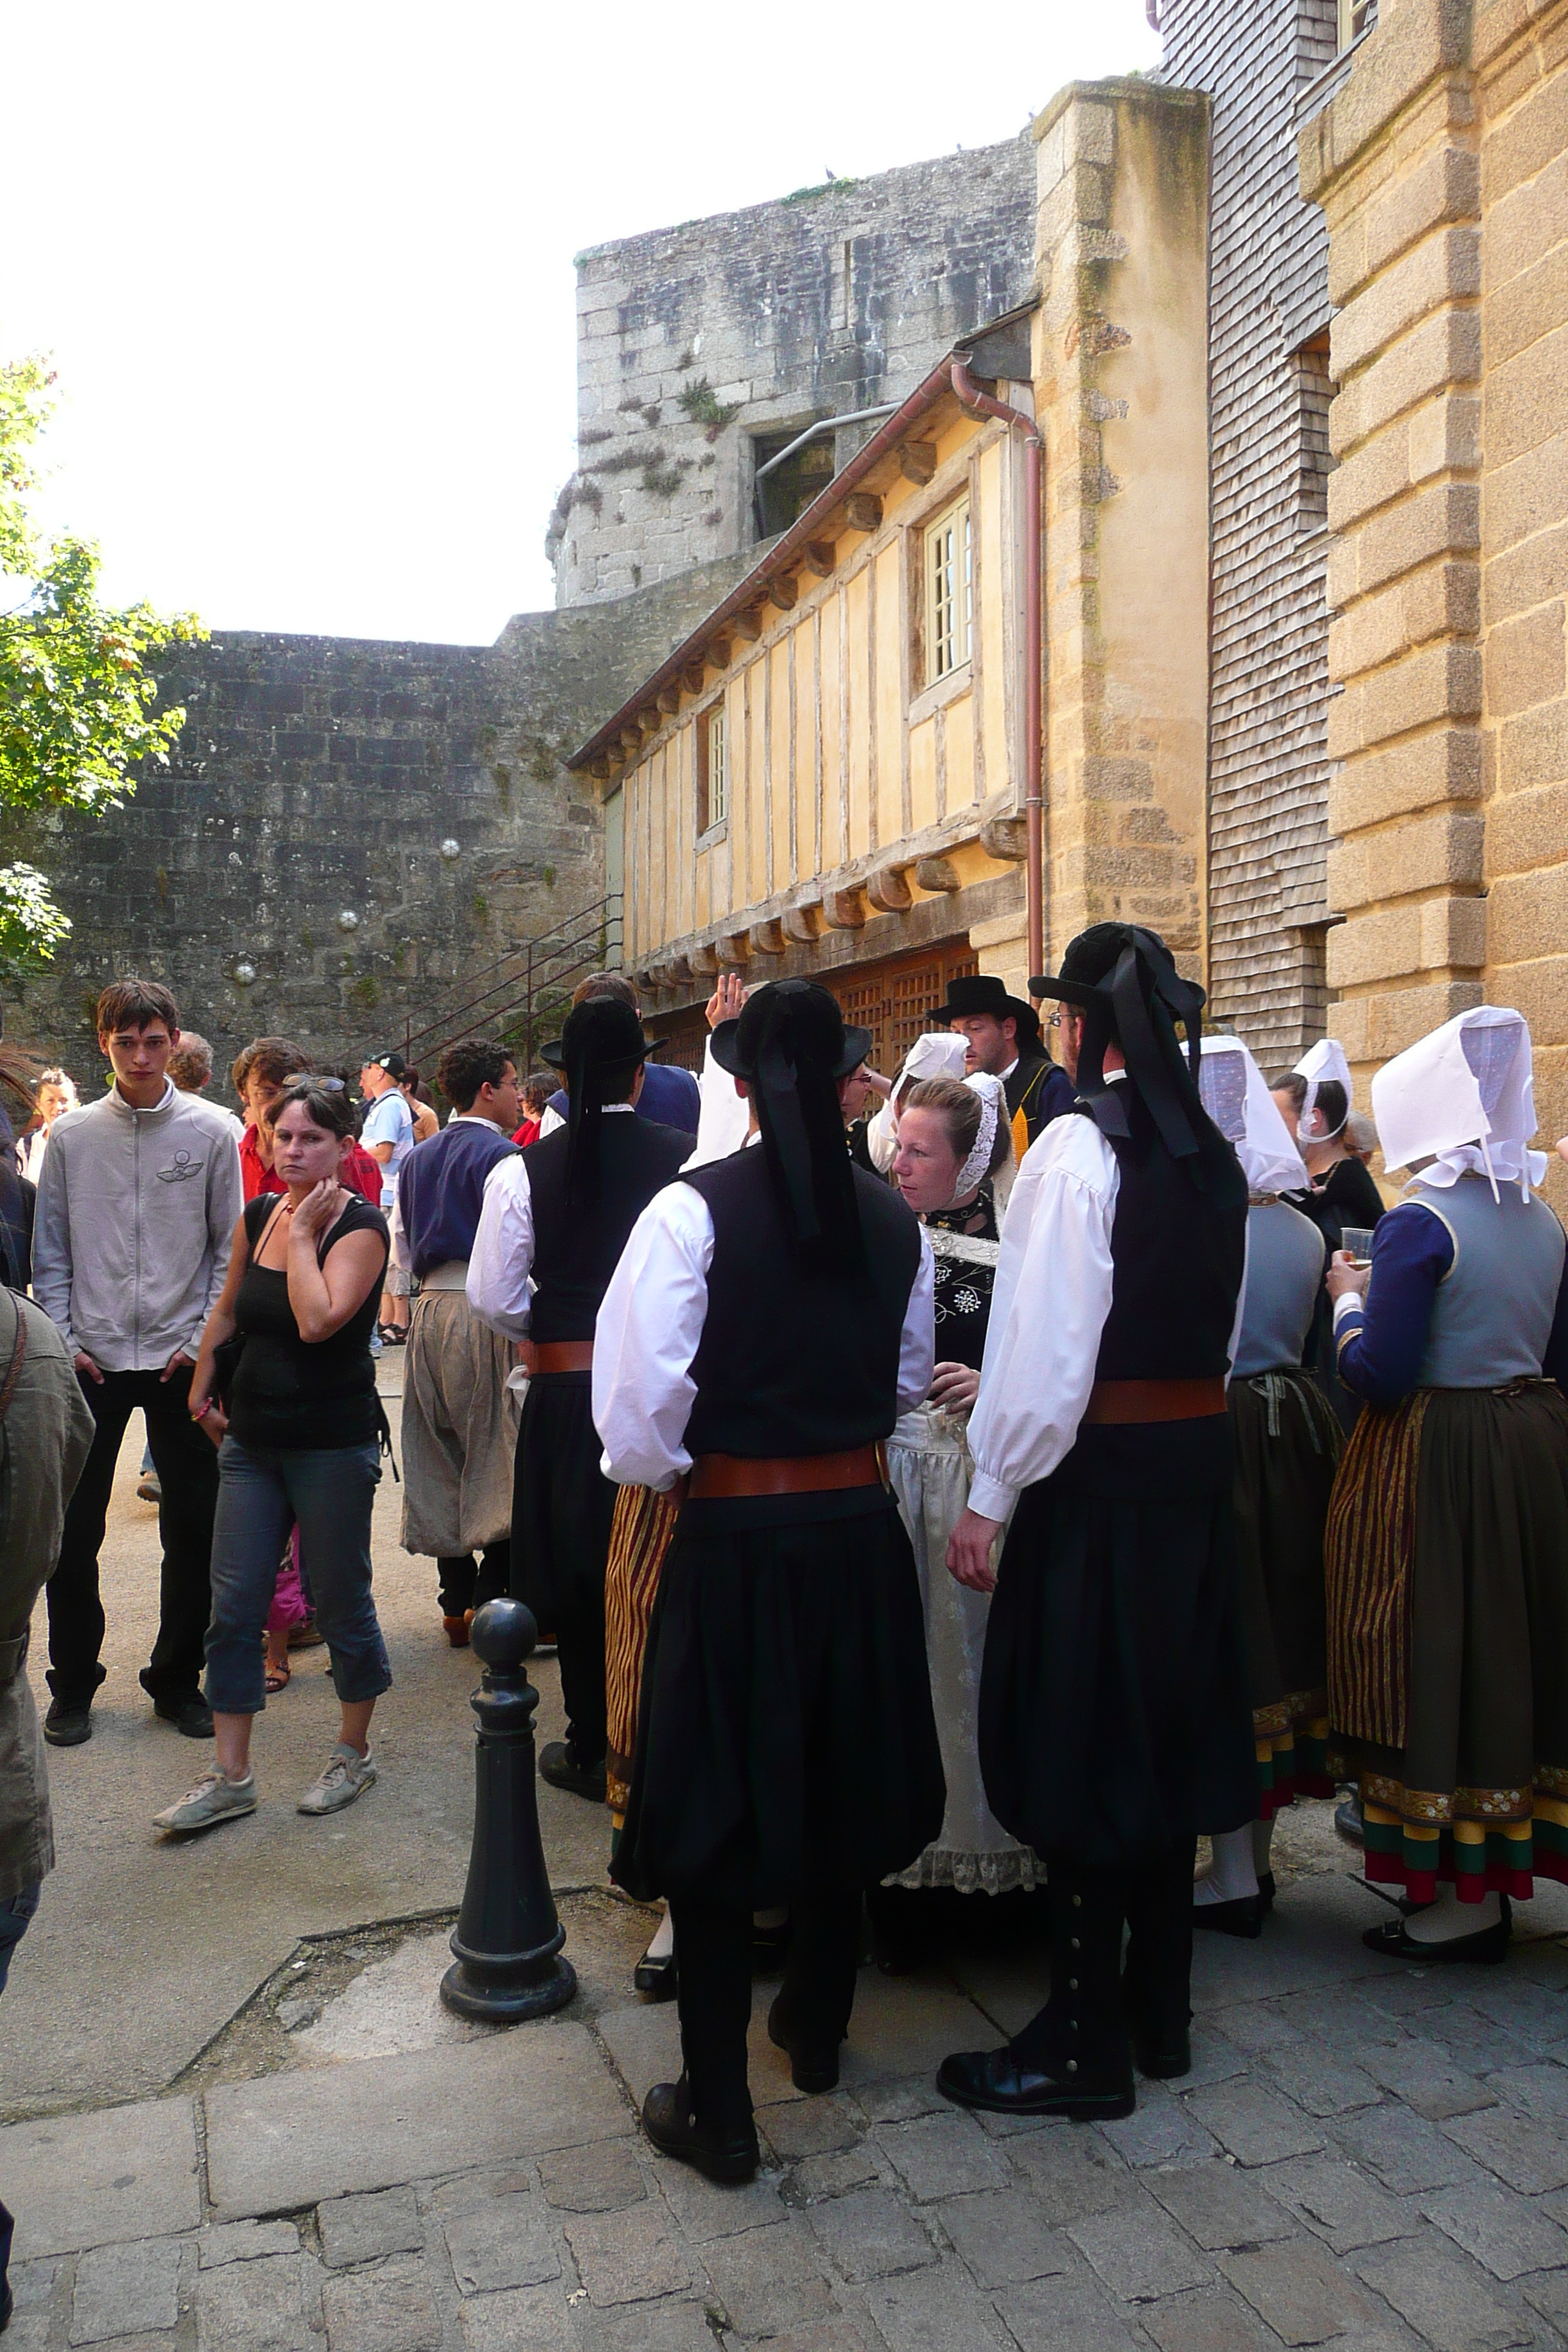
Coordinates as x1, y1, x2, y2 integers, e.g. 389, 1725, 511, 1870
698, 701, 728, 834
1338, 0, 1376, 48
925, 497, 973, 685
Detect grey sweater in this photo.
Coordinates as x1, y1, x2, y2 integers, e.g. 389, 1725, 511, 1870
34, 1081, 243, 1370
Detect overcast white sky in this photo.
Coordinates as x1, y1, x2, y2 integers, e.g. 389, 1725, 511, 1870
5, 2, 1161, 647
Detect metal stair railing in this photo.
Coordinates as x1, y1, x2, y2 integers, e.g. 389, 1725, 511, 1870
402, 893, 623, 1074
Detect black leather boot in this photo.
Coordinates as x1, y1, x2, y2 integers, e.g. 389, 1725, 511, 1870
939, 1861, 1134, 2120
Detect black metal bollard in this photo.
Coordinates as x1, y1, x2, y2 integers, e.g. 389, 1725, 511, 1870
440, 1597, 578, 2022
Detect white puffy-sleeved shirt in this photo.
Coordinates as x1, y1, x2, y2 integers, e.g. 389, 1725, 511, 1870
592, 1144, 938, 1493
465, 1104, 640, 1340
965, 1109, 1121, 1523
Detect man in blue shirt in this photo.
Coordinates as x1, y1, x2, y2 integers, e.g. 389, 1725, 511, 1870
393, 1040, 522, 1640
360, 1052, 416, 1341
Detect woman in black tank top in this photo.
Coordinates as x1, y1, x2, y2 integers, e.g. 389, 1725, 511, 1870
151, 1081, 393, 1840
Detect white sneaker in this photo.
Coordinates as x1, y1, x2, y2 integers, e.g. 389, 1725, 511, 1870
298, 1743, 377, 1815
154, 1769, 257, 1834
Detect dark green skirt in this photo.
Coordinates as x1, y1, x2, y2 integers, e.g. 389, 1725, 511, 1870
1229, 1370, 1341, 1817
1327, 1380, 1568, 1903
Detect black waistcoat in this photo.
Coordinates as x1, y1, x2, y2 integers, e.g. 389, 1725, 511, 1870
682, 1147, 923, 1458
1089, 1085, 1248, 1382
524, 1115, 690, 1343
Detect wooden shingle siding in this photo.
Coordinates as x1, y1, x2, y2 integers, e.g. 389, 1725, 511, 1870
1161, 0, 1338, 1066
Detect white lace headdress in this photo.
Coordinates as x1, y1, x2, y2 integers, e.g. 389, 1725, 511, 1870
954, 1072, 1004, 1199
1373, 1006, 1547, 1202
1199, 1036, 1309, 1196
1292, 1037, 1352, 1142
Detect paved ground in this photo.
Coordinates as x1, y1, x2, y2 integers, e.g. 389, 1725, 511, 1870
7, 1377, 1568, 2350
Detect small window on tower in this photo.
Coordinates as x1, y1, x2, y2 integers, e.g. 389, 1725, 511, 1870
925, 497, 973, 686
1337, 0, 1377, 46
696, 703, 728, 837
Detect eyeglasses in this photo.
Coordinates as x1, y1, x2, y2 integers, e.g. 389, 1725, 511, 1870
282, 1074, 345, 1091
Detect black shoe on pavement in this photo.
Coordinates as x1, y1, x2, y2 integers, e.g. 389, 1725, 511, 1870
1334, 1792, 1365, 1846
1191, 1891, 1265, 1940
766, 1994, 840, 2094
538, 1741, 607, 1801
634, 1942, 679, 2000
1259, 1871, 1276, 1910
938, 2043, 1136, 2122
641, 2078, 758, 2185
1362, 1894, 1511, 1966
43, 1698, 93, 1747
154, 1693, 215, 1738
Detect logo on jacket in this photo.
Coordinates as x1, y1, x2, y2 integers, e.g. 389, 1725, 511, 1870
157, 1150, 206, 1185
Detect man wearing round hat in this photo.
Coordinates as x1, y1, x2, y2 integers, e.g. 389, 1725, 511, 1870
935, 973, 1074, 1158
593, 978, 946, 2184
940, 922, 1255, 2121
468, 998, 690, 1800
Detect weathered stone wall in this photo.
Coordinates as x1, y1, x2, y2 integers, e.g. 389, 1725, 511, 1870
1160, 0, 1341, 1069
2, 558, 752, 1097
551, 141, 1039, 608
1299, 0, 1568, 1207
1027, 81, 1213, 1000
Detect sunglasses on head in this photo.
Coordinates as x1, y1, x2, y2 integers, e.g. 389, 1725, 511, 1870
281, 1074, 345, 1090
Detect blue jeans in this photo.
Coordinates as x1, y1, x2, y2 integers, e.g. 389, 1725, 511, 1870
205, 1439, 391, 1716
0, 1881, 40, 1998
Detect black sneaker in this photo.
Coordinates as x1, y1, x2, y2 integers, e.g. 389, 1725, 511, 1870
538, 1741, 606, 1801
155, 1693, 216, 1738
43, 1697, 93, 1746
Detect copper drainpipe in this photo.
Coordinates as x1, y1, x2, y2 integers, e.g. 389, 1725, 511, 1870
949, 358, 1046, 984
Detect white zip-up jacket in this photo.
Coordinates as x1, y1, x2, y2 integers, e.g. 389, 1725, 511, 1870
34, 1081, 244, 1370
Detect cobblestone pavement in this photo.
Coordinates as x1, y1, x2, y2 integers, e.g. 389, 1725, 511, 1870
6, 1863, 1568, 2352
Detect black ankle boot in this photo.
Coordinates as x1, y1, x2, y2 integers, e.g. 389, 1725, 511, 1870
940, 1862, 1134, 2120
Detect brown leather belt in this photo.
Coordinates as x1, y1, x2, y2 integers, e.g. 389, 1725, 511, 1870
689, 1444, 885, 1500
521, 1340, 595, 1376
1083, 1377, 1226, 1425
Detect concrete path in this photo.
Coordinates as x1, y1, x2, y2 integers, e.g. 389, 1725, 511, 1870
1, 1370, 608, 2117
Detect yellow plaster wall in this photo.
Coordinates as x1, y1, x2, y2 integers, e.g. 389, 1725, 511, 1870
617, 403, 1027, 974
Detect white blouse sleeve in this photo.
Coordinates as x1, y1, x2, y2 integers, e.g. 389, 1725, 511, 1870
592, 1182, 715, 1490
965, 1120, 1119, 1522
465, 1158, 536, 1341
897, 1226, 937, 1411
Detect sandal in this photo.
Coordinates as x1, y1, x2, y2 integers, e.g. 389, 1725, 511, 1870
264, 1656, 291, 1695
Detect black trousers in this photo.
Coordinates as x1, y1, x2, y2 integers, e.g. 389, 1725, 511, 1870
668, 1720, 865, 2135
510, 1375, 616, 1766
671, 1861, 862, 2136
437, 1540, 511, 1618
48, 1364, 219, 1707
1010, 1841, 1197, 2081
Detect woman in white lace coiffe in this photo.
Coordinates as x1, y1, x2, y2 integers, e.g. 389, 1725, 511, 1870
869, 1071, 1033, 1967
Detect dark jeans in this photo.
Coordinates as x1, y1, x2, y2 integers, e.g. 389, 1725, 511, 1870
48, 1364, 219, 1708
437, 1540, 510, 1618
206, 1439, 391, 1715
0, 1881, 39, 1999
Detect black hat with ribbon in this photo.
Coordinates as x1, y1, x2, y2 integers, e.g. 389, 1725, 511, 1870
711, 979, 871, 1268
1030, 923, 1225, 1173
540, 997, 652, 1197
930, 970, 1041, 1045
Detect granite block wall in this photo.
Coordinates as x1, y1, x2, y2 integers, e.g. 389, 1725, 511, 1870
550, 138, 1039, 608
1, 557, 752, 1098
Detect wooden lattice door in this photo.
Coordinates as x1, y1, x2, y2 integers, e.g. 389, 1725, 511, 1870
824, 941, 979, 1073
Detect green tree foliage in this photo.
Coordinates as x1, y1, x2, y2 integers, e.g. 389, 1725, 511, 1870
0, 353, 204, 970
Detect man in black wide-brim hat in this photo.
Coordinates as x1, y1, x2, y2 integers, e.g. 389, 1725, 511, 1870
933, 972, 1075, 1156
938, 923, 1256, 2121
594, 978, 946, 2184
467, 996, 690, 1801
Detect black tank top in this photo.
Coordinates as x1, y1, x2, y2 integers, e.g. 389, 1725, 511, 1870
229, 1192, 388, 1450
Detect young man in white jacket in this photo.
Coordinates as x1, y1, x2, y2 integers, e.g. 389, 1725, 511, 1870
33, 979, 243, 1746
